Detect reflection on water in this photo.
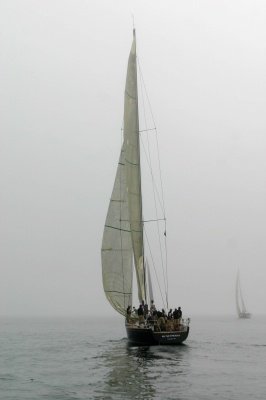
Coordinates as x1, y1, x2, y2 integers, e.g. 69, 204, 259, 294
94, 340, 189, 399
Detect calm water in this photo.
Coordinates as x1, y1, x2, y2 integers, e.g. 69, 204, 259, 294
0, 316, 265, 399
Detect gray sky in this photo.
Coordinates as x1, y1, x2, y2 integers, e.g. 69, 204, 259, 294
1, 0, 266, 317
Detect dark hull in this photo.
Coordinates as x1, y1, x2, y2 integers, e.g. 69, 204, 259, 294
126, 325, 189, 345
238, 312, 251, 319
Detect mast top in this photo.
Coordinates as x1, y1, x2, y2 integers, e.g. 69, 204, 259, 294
131, 13, 135, 37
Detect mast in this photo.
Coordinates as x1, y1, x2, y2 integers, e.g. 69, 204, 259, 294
238, 273, 247, 313
235, 270, 241, 317
124, 29, 146, 303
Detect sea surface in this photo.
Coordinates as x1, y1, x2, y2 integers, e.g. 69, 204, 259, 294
0, 315, 265, 400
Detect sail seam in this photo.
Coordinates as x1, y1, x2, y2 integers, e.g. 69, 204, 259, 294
125, 90, 136, 100
125, 159, 139, 166
105, 290, 132, 295
127, 191, 141, 196
104, 224, 131, 232
143, 218, 166, 223
139, 128, 156, 133
102, 248, 131, 251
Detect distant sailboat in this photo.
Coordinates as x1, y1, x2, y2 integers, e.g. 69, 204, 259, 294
236, 270, 251, 319
101, 30, 190, 345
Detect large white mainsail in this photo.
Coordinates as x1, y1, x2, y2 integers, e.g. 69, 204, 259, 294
124, 30, 146, 303
101, 30, 146, 315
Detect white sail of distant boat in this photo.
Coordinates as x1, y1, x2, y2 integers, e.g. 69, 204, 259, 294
236, 270, 251, 319
101, 29, 190, 345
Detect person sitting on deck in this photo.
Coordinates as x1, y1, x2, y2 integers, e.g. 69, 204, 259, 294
132, 307, 138, 317
147, 312, 153, 323
173, 307, 183, 330
177, 307, 182, 321
168, 309, 173, 319
126, 306, 131, 323
150, 300, 156, 315
173, 308, 179, 320
137, 304, 144, 324
157, 311, 166, 331
144, 303, 149, 319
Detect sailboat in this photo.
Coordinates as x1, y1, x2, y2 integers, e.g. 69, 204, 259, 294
236, 270, 251, 319
101, 30, 190, 345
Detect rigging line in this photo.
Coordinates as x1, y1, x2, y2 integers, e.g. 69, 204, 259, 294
138, 64, 167, 301
238, 274, 247, 312
136, 100, 164, 215
137, 63, 164, 216
138, 59, 168, 305
139, 136, 165, 214
138, 93, 168, 308
139, 128, 156, 133
138, 58, 169, 304
137, 59, 167, 217
144, 226, 166, 309
131, 13, 135, 30
156, 132, 168, 303
164, 232, 169, 309
143, 218, 166, 223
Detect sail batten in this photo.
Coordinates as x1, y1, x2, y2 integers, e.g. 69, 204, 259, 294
103, 225, 131, 233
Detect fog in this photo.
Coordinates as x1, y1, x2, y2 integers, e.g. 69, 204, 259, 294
1, 0, 266, 317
